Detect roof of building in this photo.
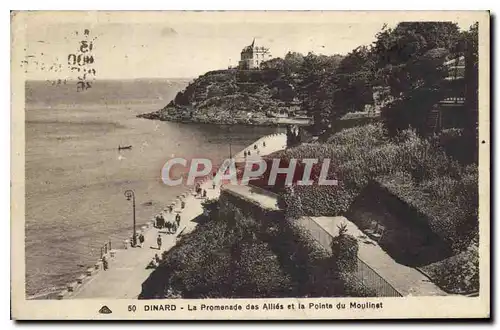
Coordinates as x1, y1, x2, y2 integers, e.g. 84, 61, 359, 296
241, 38, 270, 53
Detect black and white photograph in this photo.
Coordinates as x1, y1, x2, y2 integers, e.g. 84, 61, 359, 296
10, 11, 490, 320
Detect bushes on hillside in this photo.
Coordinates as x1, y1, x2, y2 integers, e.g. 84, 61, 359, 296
141, 193, 380, 299
276, 123, 477, 251
201, 198, 219, 221
141, 206, 294, 299
378, 164, 477, 252
272, 123, 478, 294
266, 214, 377, 297
277, 186, 303, 220
419, 238, 479, 294
330, 223, 359, 272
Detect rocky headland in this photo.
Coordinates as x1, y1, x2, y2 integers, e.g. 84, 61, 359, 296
138, 69, 308, 126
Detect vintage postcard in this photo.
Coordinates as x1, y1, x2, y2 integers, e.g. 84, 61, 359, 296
11, 11, 490, 320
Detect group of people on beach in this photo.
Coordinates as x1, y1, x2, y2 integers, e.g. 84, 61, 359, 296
130, 232, 145, 248
195, 182, 207, 198
243, 142, 265, 158
155, 212, 181, 234
147, 195, 189, 269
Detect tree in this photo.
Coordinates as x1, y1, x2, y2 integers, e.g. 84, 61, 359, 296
327, 46, 376, 115
297, 52, 343, 133
283, 51, 305, 76
260, 57, 285, 72
373, 22, 461, 101
374, 22, 463, 136
330, 223, 359, 272
461, 22, 479, 163
201, 198, 219, 221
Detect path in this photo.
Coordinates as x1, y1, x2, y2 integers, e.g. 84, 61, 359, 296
222, 184, 279, 211
220, 187, 446, 296
312, 216, 447, 296
68, 133, 286, 299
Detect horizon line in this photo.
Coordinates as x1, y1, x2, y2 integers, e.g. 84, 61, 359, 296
25, 77, 196, 82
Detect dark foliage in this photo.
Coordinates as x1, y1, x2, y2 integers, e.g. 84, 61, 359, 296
140, 207, 295, 299
330, 223, 359, 272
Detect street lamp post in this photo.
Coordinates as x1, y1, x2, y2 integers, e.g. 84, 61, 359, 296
124, 189, 136, 247
228, 126, 232, 159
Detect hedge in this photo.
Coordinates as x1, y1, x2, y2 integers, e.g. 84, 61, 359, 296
274, 123, 477, 250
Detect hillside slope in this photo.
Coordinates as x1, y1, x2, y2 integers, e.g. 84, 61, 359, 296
138, 69, 300, 125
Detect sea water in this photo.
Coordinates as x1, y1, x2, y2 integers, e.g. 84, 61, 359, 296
25, 79, 281, 298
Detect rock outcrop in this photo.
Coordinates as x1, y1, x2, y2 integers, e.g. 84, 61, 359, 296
138, 69, 301, 125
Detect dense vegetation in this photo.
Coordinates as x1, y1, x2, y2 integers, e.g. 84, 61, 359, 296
139, 21, 480, 296
274, 123, 477, 247
268, 22, 480, 294
294, 22, 478, 144
272, 122, 478, 293
138, 70, 291, 125
139, 209, 295, 299
139, 51, 346, 125
139, 197, 376, 299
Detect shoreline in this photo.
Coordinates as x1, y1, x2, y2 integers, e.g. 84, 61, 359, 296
49, 132, 287, 300
137, 110, 312, 127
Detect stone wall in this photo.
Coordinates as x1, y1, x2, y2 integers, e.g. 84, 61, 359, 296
218, 188, 284, 228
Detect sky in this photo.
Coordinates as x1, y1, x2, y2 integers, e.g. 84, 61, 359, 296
15, 11, 479, 80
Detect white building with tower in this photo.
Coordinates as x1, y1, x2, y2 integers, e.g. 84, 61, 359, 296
238, 39, 272, 69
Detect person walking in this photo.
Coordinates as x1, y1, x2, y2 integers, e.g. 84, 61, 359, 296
202, 189, 207, 198
254, 144, 257, 150
176, 213, 181, 227
263, 141, 266, 147
138, 233, 145, 248
157, 234, 162, 250
102, 255, 109, 271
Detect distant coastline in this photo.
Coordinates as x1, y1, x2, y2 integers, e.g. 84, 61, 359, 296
137, 108, 312, 126
136, 67, 316, 126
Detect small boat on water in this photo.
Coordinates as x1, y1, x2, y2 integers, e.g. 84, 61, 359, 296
118, 145, 132, 150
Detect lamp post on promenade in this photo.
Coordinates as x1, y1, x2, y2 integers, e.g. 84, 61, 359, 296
228, 125, 232, 159
124, 189, 136, 247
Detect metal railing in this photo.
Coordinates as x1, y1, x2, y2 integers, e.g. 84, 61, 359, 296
299, 216, 403, 297
355, 256, 402, 297
298, 216, 333, 251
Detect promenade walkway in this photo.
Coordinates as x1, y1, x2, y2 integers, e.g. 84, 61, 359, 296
68, 133, 286, 299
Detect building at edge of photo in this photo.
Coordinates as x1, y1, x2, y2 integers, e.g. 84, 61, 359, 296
238, 38, 272, 70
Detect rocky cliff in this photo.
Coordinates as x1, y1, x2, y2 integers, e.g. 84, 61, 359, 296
138, 69, 301, 125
